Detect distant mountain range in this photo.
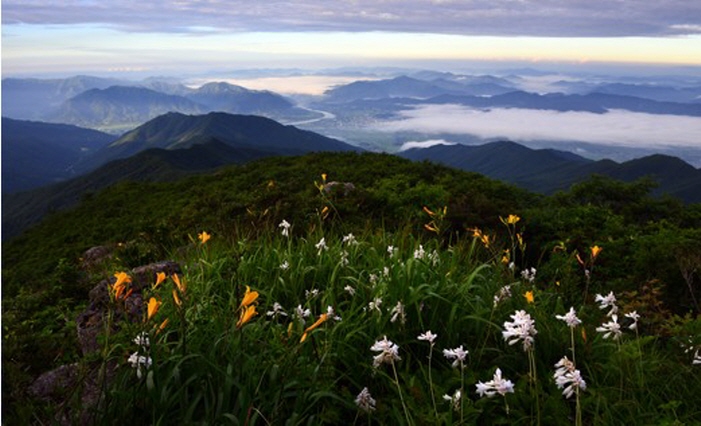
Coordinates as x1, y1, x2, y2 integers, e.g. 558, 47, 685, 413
4, 71, 701, 238
2, 76, 320, 133
552, 81, 701, 104
323, 75, 515, 103
1, 75, 129, 120
399, 141, 701, 203
421, 91, 701, 116
319, 80, 701, 117
48, 86, 207, 130
319, 74, 701, 113
185, 82, 314, 119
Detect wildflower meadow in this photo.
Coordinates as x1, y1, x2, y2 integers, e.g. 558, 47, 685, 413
3, 152, 701, 424
97, 217, 700, 424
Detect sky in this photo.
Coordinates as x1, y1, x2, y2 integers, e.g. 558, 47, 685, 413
3, 1, 701, 77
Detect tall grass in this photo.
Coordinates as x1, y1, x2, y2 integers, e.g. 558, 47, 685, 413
86, 216, 701, 425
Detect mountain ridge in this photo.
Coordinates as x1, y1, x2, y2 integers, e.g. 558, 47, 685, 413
399, 142, 701, 203
79, 111, 359, 172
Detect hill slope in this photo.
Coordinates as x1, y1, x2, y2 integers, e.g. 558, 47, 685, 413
47, 86, 207, 132
4, 113, 361, 238
2, 139, 280, 239
185, 82, 319, 121
400, 142, 701, 203
2, 118, 115, 193
80, 111, 360, 172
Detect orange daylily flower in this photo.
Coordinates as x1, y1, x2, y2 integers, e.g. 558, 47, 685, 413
424, 223, 439, 233
300, 313, 329, 343
236, 305, 257, 328
470, 228, 491, 247
153, 272, 166, 289
239, 286, 259, 309
112, 272, 132, 299
172, 289, 182, 307
591, 245, 602, 259
480, 234, 491, 247
501, 214, 521, 225
172, 274, 186, 294
156, 318, 170, 335
524, 291, 535, 304
147, 297, 162, 321
198, 231, 211, 244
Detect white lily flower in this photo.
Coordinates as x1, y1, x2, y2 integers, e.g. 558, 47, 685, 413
595, 291, 618, 317
294, 305, 311, 324
625, 311, 640, 330
553, 356, 586, 398
556, 307, 582, 328
476, 368, 514, 398
596, 314, 622, 340
133, 332, 150, 348
266, 302, 287, 318
368, 297, 383, 314
413, 245, 426, 260
390, 301, 406, 324
315, 237, 328, 255
443, 345, 469, 369
502, 310, 538, 351
443, 389, 462, 411
355, 387, 376, 412
342, 233, 358, 246
278, 220, 291, 237
127, 352, 152, 379
417, 330, 438, 344
370, 336, 401, 368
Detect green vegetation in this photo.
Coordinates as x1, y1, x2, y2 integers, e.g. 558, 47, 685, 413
3, 152, 701, 424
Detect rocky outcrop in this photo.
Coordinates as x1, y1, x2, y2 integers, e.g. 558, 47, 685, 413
28, 256, 181, 425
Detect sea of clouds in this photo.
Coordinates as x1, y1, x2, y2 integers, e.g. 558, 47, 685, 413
376, 104, 701, 149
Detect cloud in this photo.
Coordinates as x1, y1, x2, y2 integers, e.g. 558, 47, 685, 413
4, 0, 701, 37
376, 104, 701, 149
188, 75, 378, 96
399, 139, 456, 151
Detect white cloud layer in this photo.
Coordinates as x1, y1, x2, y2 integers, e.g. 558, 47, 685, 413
377, 104, 701, 149
4, 0, 701, 37
399, 139, 457, 151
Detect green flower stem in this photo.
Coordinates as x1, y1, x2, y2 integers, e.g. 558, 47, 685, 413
391, 360, 412, 426
428, 344, 438, 421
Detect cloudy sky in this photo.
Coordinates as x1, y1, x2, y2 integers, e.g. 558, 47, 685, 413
3, 0, 701, 76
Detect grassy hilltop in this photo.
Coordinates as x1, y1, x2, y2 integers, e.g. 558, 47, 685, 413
3, 152, 701, 424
